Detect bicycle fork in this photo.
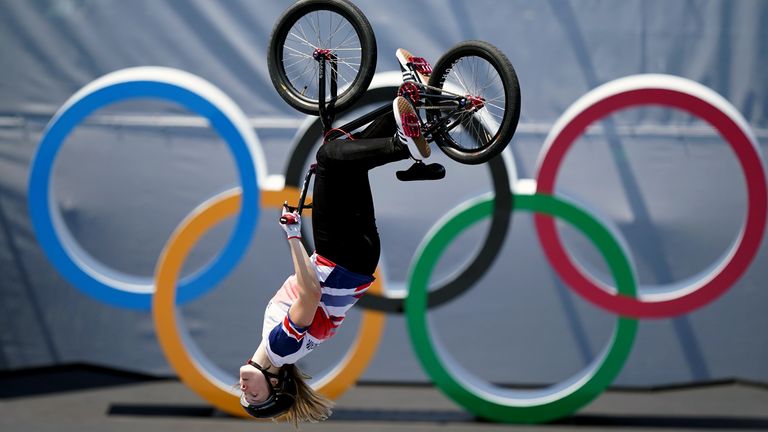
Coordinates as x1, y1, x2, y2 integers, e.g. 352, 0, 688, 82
287, 50, 338, 218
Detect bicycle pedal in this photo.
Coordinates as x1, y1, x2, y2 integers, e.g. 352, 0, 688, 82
396, 162, 446, 181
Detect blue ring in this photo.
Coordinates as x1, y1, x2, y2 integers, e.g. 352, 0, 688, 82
28, 81, 260, 309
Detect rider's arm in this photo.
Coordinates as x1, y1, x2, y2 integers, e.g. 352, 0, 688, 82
286, 236, 321, 327
280, 207, 321, 328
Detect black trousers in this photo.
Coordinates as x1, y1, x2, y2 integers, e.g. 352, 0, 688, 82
312, 113, 409, 275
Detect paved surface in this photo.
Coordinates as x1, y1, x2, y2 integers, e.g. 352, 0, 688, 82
2, 368, 768, 432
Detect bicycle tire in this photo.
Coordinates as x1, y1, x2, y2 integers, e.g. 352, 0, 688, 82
267, 0, 377, 115
427, 40, 521, 164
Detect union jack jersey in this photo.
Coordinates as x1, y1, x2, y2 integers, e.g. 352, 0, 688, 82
261, 253, 374, 367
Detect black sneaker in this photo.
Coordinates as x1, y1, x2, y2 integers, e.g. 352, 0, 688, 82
396, 161, 446, 181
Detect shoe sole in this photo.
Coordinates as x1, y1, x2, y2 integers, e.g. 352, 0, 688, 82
395, 96, 430, 158
396, 48, 429, 84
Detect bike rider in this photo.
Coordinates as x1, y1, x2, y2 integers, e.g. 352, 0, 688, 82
238, 49, 443, 426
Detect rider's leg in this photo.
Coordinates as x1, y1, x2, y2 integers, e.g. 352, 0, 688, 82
351, 97, 432, 161
311, 137, 409, 275
352, 109, 397, 139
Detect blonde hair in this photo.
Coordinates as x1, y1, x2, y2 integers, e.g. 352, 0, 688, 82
277, 363, 334, 427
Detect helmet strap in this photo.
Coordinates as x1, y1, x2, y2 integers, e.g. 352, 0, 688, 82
247, 359, 282, 394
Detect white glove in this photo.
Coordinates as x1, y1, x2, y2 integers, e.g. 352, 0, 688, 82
280, 205, 302, 240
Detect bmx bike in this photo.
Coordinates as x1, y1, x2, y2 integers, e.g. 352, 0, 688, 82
267, 0, 522, 215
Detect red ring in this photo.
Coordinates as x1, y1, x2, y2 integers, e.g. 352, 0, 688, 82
535, 83, 767, 318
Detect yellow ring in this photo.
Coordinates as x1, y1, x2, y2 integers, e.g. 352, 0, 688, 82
153, 187, 386, 417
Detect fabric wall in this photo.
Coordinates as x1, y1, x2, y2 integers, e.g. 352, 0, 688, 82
1, 0, 766, 387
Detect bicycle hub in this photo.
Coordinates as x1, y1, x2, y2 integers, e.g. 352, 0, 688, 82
313, 48, 333, 60
466, 95, 486, 110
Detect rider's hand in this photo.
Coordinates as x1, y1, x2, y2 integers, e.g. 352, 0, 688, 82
280, 205, 302, 240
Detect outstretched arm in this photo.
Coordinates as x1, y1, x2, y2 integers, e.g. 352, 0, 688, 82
280, 207, 321, 328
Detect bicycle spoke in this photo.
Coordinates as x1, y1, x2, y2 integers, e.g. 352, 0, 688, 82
459, 111, 480, 149
483, 101, 506, 111
285, 58, 313, 80
473, 114, 497, 146
480, 108, 504, 121
335, 58, 361, 69
452, 63, 472, 94
462, 59, 476, 94
300, 13, 319, 47
284, 57, 311, 71
335, 29, 358, 51
436, 55, 508, 150
475, 73, 502, 95
470, 57, 478, 94
288, 31, 318, 50
424, 83, 463, 98
483, 94, 505, 104
329, 63, 353, 87
326, 17, 352, 48
287, 59, 317, 94
296, 22, 314, 51
482, 61, 493, 94
283, 44, 313, 60
315, 11, 322, 47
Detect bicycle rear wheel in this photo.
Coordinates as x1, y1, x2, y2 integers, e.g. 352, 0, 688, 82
267, 0, 377, 115
427, 40, 521, 164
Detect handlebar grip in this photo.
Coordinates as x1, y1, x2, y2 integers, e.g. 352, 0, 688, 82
280, 213, 299, 225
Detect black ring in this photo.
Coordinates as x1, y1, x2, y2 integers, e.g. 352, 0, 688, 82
284, 85, 513, 313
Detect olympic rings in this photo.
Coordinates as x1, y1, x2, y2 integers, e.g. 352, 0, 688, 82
153, 187, 386, 417
535, 74, 767, 318
28, 67, 268, 309
30, 69, 766, 424
284, 73, 518, 313
405, 193, 638, 423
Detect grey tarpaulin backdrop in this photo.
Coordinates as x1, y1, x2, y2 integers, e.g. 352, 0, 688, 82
1, 0, 767, 387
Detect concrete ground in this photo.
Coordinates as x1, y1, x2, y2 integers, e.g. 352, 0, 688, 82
2, 367, 767, 432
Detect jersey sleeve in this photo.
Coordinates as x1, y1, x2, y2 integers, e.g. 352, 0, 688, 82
264, 314, 309, 367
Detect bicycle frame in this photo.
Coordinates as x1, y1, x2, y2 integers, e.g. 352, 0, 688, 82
325, 91, 479, 142
290, 54, 481, 215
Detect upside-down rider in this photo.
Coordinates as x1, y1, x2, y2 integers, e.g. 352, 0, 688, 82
238, 49, 443, 425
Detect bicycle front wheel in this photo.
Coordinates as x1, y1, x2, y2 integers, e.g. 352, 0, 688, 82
427, 40, 521, 164
267, 0, 377, 115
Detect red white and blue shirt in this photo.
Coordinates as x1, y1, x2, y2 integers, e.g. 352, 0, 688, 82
261, 253, 374, 367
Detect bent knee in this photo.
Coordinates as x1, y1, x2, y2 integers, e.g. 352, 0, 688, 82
315, 140, 352, 170
315, 142, 330, 166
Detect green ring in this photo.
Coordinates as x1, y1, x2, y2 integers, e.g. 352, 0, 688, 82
405, 193, 638, 423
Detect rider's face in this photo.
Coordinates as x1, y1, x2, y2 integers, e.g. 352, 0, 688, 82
239, 364, 271, 405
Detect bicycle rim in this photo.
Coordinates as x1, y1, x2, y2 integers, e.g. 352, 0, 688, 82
279, 9, 363, 104
438, 56, 507, 152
